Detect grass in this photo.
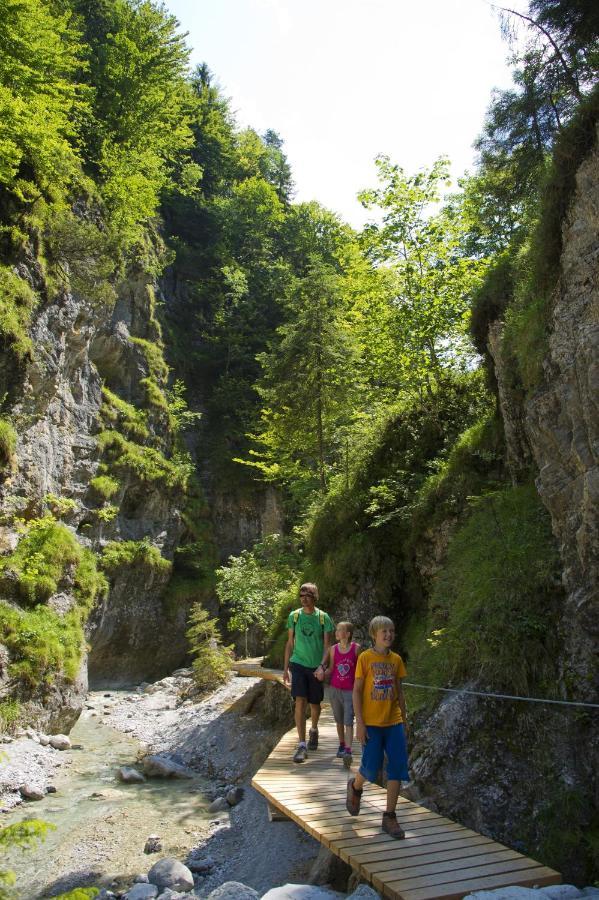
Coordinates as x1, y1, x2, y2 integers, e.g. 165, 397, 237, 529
100, 387, 150, 442
130, 336, 169, 384
97, 430, 192, 491
0, 699, 21, 732
0, 517, 83, 604
89, 474, 120, 501
101, 539, 171, 574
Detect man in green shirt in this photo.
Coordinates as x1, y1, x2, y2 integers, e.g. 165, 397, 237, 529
283, 583, 334, 763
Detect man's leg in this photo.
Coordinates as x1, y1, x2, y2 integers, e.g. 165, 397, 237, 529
310, 703, 321, 730
295, 697, 307, 743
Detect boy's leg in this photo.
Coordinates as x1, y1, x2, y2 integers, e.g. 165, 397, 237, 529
346, 726, 382, 815
381, 724, 408, 838
385, 779, 401, 814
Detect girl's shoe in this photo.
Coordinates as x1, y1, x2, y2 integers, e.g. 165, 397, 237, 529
336, 744, 345, 758
343, 748, 353, 769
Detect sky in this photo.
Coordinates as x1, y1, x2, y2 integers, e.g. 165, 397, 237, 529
164, 0, 525, 227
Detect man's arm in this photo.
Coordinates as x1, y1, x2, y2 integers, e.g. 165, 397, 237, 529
353, 676, 367, 744
315, 627, 332, 682
283, 627, 294, 685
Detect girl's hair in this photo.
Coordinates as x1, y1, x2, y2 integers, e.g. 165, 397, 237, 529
299, 582, 319, 602
369, 615, 394, 639
336, 621, 354, 638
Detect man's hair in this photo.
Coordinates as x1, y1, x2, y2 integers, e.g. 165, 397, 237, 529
336, 621, 354, 638
369, 615, 394, 639
299, 582, 319, 602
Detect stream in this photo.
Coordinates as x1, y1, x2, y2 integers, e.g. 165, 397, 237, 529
4, 693, 212, 899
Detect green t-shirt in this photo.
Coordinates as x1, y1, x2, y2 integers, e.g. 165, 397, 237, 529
287, 607, 334, 669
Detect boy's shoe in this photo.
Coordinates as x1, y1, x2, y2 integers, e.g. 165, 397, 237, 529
343, 748, 353, 769
346, 777, 362, 816
307, 728, 319, 750
336, 744, 345, 759
382, 811, 405, 839
293, 743, 308, 763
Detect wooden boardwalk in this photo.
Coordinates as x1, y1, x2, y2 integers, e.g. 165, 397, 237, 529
251, 705, 561, 899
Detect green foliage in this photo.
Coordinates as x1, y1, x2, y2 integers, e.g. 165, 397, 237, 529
186, 603, 232, 691
0, 418, 17, 471
166, 379, 201, 432
101, 539, 171, 574
1, 602, 86, 686
0, 699, 20, 732
97, 430, 192, 491
100, 387, 150, 442
43, 494, 78, 518
407, 483, 562, 701
217, 534, 299, 653
0, 267, 36, 360
130, 337, 169, 385
89, 474, 120, 501
0, 819, 55, 900
0, 516, 82, 604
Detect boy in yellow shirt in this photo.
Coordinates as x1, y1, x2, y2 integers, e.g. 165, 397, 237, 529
345, 615, 408, 839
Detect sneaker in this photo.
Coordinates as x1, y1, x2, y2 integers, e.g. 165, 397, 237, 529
307, 728, 319, 750
293, 743, 307, 763
345, 777, 362, 816
342, 748, 353, 769
336, 744, 345, 759
382, 811, 405, 839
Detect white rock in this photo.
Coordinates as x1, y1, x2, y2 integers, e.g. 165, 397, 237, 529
261, 885, 344, 899
348, 888, 381, 900
542, 888, 585, 899
49, 734, 71, 751
38, 733, 50, 746
147, 858, 194, 892
206, 883, 260, 900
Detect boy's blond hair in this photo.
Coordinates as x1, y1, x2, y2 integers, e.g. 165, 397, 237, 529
336, 621, 354, 638
369, 615, 394, 639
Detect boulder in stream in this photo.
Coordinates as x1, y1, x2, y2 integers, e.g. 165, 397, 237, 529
20, 783, 45, 801
206, 883, 259, 900
147, 857, 194, 892
49, 734, 71, 750
141, 754, 194, 779
118, 766, 146, 783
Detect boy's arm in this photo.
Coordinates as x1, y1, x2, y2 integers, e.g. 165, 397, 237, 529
353, 676, 367, 744
397, 677, 408, 735
283, 628, 294, 685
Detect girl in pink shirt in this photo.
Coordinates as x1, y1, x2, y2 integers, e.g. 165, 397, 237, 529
324, 622, 361, 767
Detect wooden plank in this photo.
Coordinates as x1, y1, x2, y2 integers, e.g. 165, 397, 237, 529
385, 856, 556, 892
397, 866, 560, 900
363, 839, 511, 874
371, 847, 526, 884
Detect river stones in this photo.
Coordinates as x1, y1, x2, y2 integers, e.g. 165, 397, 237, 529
226, 786, 244, 806
126, 885, 159, 900
49, 734, 71, 750
118, 766, 146, 783
208, 796, 229, 813
144, 834, 162, 854
147, 858, 194, 892
206, 883, 259, 899
19, 783, 45, 801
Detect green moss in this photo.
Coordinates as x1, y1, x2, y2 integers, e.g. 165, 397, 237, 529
406, 483, 562, 699
140, 376, 168, 411
101, 387, 149, 442
0, 266, 36, 359
101, 539, 171, 574
97, 430, 191, 491
0, 419, 17, 471
89, 475, 120, 501
130, 337, 169, 385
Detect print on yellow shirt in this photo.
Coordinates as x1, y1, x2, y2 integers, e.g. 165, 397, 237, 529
356, 648, 407, 727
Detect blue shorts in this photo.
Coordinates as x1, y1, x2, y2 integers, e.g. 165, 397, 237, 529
359, 723, 409, 783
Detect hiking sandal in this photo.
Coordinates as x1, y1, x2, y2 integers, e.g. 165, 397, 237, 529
382, 811, 405, 839
346, 777, 362, 815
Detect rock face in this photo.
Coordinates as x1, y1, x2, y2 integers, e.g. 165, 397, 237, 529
526, 130, 599, 700
0, 246, 192, 725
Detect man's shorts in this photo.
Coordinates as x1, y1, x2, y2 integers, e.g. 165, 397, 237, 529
290, 662, 324, 705
359, 723, 409, 783
329, 686, 354, 725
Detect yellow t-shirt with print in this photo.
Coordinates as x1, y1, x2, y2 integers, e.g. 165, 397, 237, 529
355, 648, 407, 726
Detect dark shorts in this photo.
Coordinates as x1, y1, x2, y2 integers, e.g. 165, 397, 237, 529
290, 662, 324, 705
359, 723, 409, 783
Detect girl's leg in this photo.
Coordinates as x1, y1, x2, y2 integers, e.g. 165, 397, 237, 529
336, 721, 345, 744
344, 723, 354, 748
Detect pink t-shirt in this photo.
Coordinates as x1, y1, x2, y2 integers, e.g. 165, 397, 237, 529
330, 642, 358, 691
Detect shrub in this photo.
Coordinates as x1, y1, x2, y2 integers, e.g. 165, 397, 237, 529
97, 431, 191, 491
130, 337, 169, 384
0, 699, 20, 732
100, 388, 149, 442
0, 517, 82, 604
